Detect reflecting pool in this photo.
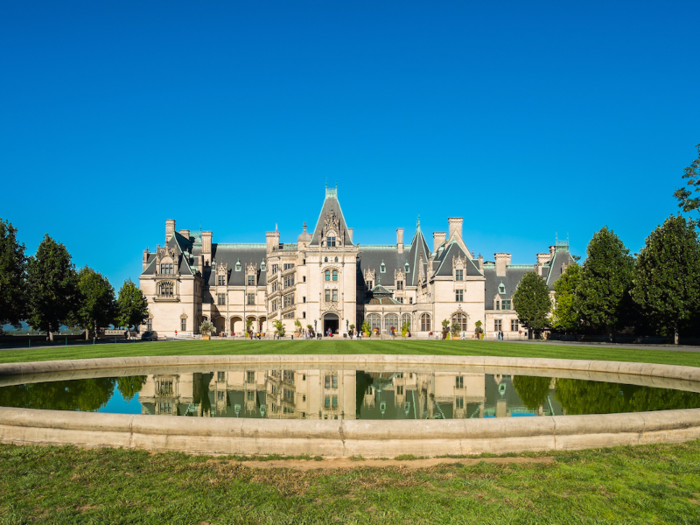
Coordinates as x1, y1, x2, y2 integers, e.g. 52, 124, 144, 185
2, 368, 700, 420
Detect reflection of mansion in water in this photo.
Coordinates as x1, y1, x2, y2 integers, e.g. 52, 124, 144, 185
139, 186, 574, 338
138, 370, 561, 420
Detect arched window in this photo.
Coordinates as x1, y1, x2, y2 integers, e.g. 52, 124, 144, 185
324, 257, 328, 262
401, 313, 412, 330
367, 313, 381, 333
384, 314, 399, 333
334, 257, 338, 262
332, 270, 338, 281
452, 312, 468, 332
420, 313, 432, 332
158, 281, 174, 297
325, 270, 330, 281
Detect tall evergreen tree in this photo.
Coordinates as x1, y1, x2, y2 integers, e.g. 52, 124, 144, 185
26, 235, 77, 341
116, 279, 149, 332
0, 219, 27, 332
552, 262, 581, 332
512, 272, 551, 339
74, 266, 116, 340
577, 227, 635, 340
631, 215, 700, 344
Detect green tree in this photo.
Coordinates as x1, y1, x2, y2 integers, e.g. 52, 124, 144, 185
552, 263, 581, 332
674, 143, 700, 225
116, 279, 149, 332
74, 266, 116, 340
512, 272, 551, 339
361, 320, 370, 336
26, 234, 77, 341
577, 227, 635, 340
512, 375, 552, 411
273, 319, 285, 337
0, 219, 27, 332
630, 215, 700, 344
116, 376, 147, 402
200, 320, 214, 337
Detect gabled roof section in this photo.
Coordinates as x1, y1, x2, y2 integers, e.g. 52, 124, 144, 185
545, 243, 575, 290
407, 220, 431, 286
433, 240, 483, 278
309, 187, 354, 246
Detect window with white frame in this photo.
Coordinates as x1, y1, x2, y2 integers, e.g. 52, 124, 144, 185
455, 290, 463, 302
511, 319, 519, 331
247, 275, 255, 286
180, 318, 186, 331
494, 319, 502, 331
327, 236, 336, 247
455, 269, 463, 281
247, 293, 255, 305
420, 313, 431, 332
217, 293, 225, 305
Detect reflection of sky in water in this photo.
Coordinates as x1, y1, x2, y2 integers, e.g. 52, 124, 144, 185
98, 391, 142, 415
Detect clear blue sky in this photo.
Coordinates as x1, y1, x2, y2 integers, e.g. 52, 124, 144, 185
1, 0, 699, 289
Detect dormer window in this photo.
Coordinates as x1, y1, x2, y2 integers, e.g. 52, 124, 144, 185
498, 283, 506, 294
247, 275, 255, 286
217, 276, 225, 286
366, 280, 373, 289
235, 259, 241, 272
405, 262, 410, 273
261, 260, 267, 271
160, 263, 174, 275
380, 261, 386, 273
327, 236, 336, 247
397, 281, 404, 291
455, 269, 464, 281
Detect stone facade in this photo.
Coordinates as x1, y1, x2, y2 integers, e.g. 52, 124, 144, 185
139, 187, 573, 338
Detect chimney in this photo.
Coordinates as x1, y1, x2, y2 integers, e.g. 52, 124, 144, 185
433, 232, 446, 253
142, 248, 149, 271
347, 228, 353, 243
448, 217, 463, 240
165, 219, 176, 244
549, 245, 556, 257
179, 229, 190, 240
266, 231, 279, 254
536, 253, 551, 276
202, 231, 212, 266
477, 253, 483, 271
495, 253, 511, 277
396, 228, 404, 254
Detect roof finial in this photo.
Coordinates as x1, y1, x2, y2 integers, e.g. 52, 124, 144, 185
325, 177, 327, 189
417, 214, 421, 229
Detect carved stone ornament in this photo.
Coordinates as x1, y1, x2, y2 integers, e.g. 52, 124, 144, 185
364, 268, 376, 283
246, 262, 258, 274
156, 245, 178, 265
324, 209, 340, 233
394, 269, 405, 282
453, 255, 465, 270
216, 262, 228, 275
418, 256, 425, 280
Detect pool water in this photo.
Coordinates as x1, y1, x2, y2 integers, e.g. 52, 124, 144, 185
2, 368, 700, 420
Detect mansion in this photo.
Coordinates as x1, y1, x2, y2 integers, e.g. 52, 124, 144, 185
139, 187, 573, 338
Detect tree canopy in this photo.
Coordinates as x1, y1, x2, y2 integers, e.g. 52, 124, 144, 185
116, 279, 149, 331
0, 219, 27, 332
512, 271, 551, 336
631, 215, 700, 344
26, 234, 77, 341
674, 143, 700, 224
74, 266, 116, 339
577, 227, 635, 337
551, 262, 581, 332
512, 375, 552, 411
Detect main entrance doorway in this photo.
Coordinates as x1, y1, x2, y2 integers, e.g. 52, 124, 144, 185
323, 313, 339, 336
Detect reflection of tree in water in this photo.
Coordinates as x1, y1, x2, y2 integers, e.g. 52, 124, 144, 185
555, 379, 700, 415
512, 375, 552, 411
355, 371, 374, 418
0, 378, 117, 412
116, 376, 147, 402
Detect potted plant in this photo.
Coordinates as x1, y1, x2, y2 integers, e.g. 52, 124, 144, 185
245, 319, 253, 338
401, 322, 409, 338
451, 320, 461, 340
294, 319, 302, 338
361, 321, 370, 338
200, 320, 214, 341
474, 320, 484, 340
273, 319, 285, 339
349, 324, 355, 337
441, 319, 450, 340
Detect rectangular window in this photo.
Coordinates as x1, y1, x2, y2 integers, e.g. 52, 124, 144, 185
456, 397, 464, 409
455, 269, 463, 281
456, 376, 464, 389
511, 319, 519, 331
325, 396, 330, 408
495, 320, 502, 331
409, 297, 413, 304
397, 281, 403, 290
398, 297, 404, 304
366, 281, 373, 290
159, 402, 172, 414
247, 391, 255, 401
303, 276, 306, 282
456, 290, 463, 302
283, 294, 294, 307
396, 385, 404, 395
302, 311, 306, 318
325, 375, 331, 389
247, 275, 255, 286
496, 300, 500, 310
271, 264, 278, 273
284, 370, 295, 383
247, 293, 255, 305
332, 375, 338, 389
502, 300, 511, 310
181, 318, 186, 331
284, 263, 295, 270
217, 372, 225, 382
327, 237, 336, 247
218, 276, 225, 286
332, 396, 338, 408
332, 289, 338, 302
218, 293, 226, 305
325, 289, 331, 302
246, 371, 255, 383
217, 391, 225, 401
284, 275, 295, 287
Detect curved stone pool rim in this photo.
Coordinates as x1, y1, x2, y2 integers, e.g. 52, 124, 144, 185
1, 355, 699, 458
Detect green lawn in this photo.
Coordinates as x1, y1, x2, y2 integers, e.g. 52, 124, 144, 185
1, 340, 700, 523
1, 339, 699, 367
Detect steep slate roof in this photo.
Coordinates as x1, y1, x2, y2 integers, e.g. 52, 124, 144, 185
358, 245, 410, 288
433, 240, 483, 278
206, 244, 268, 287
141, 231, 196, 276
407, 224, 430, 287
545, 247, 575, 289
309, 187, 354, 246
